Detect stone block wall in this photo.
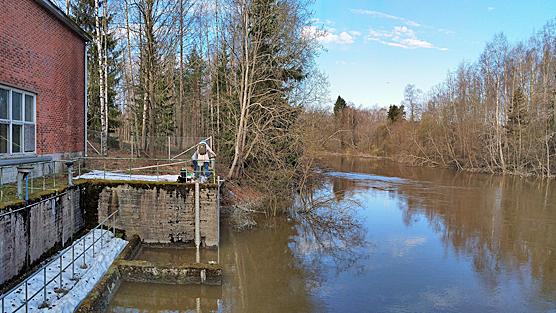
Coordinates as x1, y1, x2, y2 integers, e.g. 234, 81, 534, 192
96, 183, 219, 247
0, 186, 84, 291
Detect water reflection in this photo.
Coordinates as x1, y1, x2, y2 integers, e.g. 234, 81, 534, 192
293, 185, 373, 278
106, 155, 556, 312
322, 155, 556, 311
106, 282, 222, 312
219, 216, 317, 312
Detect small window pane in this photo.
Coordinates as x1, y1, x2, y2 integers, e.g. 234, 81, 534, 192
0, 89, 8, 119
12, 92, 22, 121
12, 124, 22, 153
0, 123, 8, 153
25, 95, 34, 122
24, 124, 35, 152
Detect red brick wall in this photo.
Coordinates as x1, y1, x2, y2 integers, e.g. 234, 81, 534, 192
0, 0, 86, 155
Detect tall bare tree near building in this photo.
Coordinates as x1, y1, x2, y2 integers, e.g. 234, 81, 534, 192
95, 0, 107, 156
124, 0, 137, 141
103, 0, 109, 146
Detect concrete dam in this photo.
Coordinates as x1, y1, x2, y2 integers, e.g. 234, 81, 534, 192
0, 179, 222, 312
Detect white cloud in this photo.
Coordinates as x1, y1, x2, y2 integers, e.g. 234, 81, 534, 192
439, 29, 455, 35
351, 9, 421, 27
386, 42, 409, 49
338, 32, 355, 43
488, 7, 494, 11
365, 26, 447, 51
320, 32, 355, 44
321, 31, 355, 44
308, 25, 358, 45
308, 19, 365, 45
405, 20, 421, 27
351, 9, 402, 20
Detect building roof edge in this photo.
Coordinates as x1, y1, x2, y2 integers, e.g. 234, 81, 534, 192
33, 0, 92, 42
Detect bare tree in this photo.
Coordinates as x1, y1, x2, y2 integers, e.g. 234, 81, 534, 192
221, 0, 321, 179
95, 0, 107, 156
402, 84, 422, 122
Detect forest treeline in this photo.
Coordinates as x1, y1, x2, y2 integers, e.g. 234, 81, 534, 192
57, 0, 556, 184
59, 0, 327, 186
308, 20, 556, 177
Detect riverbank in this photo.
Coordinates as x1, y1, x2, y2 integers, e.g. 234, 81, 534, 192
322, 151, 549, 178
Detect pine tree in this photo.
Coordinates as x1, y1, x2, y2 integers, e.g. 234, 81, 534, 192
387, 104, 405, 123
506, 87, 527, 134
334, 96, 347, 117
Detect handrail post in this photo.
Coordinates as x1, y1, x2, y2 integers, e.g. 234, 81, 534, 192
72, 246, 75, 279
83, 236, 86, 268
59, 255, 62, 290
25, 281, 28, 313
1, 167, 3, 202
43, 267, 47, 304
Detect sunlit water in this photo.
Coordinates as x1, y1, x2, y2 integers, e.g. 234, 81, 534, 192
106, 155, 556, 312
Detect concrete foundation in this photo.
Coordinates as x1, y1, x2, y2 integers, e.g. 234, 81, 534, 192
0, 186, 84, 292
76, 236, 222, 313
1, 180, 220, 297
94, 182, 219, 247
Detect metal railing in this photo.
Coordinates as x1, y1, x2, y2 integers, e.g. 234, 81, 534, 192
86, 132, 212, 160
77, 157, 217, 184
0, 160, 73, 203
0, 210, 119, 313
0, 155, 217, 203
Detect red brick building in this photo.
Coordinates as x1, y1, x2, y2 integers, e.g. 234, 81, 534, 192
0, 0, 90, 162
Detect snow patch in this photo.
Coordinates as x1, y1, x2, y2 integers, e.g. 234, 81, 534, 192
1, 229, 127, 313
77, 170, 179, 182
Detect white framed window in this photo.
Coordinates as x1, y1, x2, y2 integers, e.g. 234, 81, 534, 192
0, 86, 36, 155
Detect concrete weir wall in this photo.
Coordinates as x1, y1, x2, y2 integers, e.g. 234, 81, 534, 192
94, 182, 219, 247
0, 187, 84, 291
76, 235, 222, 313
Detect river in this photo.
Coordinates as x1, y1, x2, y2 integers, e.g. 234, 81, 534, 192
106, 155, 556, 312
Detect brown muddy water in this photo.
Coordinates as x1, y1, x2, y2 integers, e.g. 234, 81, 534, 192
105, 155, 556, 312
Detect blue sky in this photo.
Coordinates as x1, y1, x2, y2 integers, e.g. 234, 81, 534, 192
312, 0, 556, 108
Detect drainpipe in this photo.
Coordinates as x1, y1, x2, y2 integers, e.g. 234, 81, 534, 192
84, 42, 88, 157
17, 166, 33, 200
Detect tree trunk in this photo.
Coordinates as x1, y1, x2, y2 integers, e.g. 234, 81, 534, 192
124, 0, 137, 154
95, 0, 107, 156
